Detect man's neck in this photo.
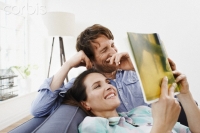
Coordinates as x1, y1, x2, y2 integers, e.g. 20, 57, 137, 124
103, 71, 117, 79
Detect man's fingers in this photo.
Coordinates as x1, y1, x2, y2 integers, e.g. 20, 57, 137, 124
115, 54, 122, 66
169, 83, 176, 97
160, 76, 168, 97
83, 56, 92, 69
109, 55, 115, 65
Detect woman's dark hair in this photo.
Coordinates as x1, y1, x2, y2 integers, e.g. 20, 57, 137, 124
76, 24, 114, 60
63, 68, 103, 116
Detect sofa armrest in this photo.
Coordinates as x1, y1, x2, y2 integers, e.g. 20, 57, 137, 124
32, 104, 86, 133
8, 117, 47, 133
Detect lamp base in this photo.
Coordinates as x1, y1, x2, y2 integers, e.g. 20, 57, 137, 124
47, 37, 68, 82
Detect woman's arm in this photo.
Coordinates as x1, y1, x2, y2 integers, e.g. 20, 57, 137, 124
169, 58, 200, 132
174, 70, 200, 133
150, 77, 181, 133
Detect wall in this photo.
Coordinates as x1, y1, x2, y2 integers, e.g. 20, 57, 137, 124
41, 0, 200, 104
1, 0, 199, 129
0, 92, 37, 130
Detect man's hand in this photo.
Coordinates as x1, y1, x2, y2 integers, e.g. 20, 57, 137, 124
67, 50, 93, 69
106, 52, 135, 71
151, 77, 181, 133
50, 51, 92, 91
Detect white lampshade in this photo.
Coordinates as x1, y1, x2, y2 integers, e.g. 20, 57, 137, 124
43, 12, 75, 37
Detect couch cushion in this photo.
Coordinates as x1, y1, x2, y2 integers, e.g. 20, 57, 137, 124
9, 117, 47, 133
32, 104, 86, 133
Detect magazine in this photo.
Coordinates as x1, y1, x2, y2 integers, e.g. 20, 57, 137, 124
127, 32, 180, 103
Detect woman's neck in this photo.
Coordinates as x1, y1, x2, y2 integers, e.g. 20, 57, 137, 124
92, 110, 119, 118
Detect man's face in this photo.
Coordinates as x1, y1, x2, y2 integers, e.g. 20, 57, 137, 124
91, 35, 118, 73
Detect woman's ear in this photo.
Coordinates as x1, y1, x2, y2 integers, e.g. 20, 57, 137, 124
81, 101, 91, 111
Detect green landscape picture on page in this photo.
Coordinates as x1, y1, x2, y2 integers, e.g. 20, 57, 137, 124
127, 32, 180, 103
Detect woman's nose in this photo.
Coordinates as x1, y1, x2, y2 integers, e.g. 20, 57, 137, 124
105, 84, 113, 91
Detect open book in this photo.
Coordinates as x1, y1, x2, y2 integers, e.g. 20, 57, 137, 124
127, 32, 180, 104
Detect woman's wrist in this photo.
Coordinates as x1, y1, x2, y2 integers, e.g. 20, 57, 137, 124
177, 91, 192, 102
150, 125, 171, 133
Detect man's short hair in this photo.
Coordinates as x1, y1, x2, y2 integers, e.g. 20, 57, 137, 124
76, 24, 114, 60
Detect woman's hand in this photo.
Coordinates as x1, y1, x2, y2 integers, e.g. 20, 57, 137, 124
168, 58, 200, 132
151, 77, 181, 133
168, 58, 190, 94
173, 71, 189, 94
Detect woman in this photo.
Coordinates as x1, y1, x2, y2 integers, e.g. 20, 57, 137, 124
64, 69, 200, 133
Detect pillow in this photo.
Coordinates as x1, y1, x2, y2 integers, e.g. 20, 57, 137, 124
32, 104, 86, 133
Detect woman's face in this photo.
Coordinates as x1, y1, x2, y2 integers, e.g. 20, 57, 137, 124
82, 73, 120, 117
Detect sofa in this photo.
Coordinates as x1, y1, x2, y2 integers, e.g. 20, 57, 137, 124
9, 105, 86, 133
9, 101, 192, 133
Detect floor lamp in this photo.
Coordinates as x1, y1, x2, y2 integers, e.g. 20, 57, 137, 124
43, 12, 75, 82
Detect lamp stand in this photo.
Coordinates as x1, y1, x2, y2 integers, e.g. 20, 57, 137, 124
47, 37, 68, 82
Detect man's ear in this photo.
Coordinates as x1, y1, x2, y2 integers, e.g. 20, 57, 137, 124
81, 101, 91, 111
90, 61, 95, 69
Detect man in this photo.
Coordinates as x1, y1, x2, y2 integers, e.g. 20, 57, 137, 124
31, 24, 148, 117
31, 25, 189, 127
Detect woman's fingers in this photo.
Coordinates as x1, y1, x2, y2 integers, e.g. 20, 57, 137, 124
176, 74, 186, 82
160, 76, 169, 97
172, 70, 186, 83
160, 77, 177, 98
168, 58, 176, 71
169, 83, 177, 97
172, 70, 181, 76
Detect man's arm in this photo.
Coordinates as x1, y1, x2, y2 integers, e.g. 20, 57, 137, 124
31, 51, 92, 117
30, 77, 75, 117
50, 50, 92, 91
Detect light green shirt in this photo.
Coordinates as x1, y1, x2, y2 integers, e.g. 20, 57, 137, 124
79, 106, 190, 133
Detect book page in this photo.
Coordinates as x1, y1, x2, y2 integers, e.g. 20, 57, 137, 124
127, 32, 180, 103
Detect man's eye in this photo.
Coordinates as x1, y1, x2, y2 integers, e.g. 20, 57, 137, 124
101, 49, 106, 53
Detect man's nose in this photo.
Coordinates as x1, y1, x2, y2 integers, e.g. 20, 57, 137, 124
108, 48, 117, 55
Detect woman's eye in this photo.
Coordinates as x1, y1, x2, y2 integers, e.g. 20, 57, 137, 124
94, 85, 100, 89
106, 80, 111, 84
